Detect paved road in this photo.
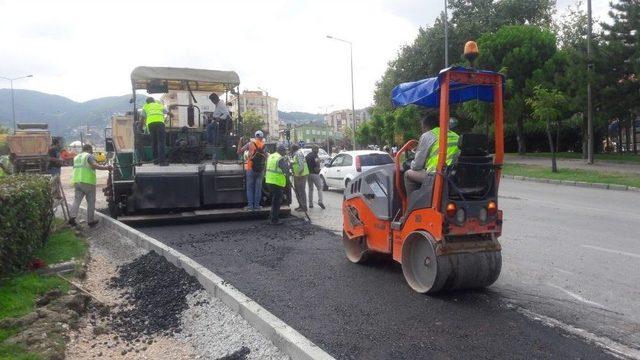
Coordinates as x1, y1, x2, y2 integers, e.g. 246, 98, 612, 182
137, 179, 640, 359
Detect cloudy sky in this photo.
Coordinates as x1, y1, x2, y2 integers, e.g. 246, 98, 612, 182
0, 0, 609, 113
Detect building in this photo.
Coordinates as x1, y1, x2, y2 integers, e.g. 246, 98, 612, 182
324, 109, 370, 133
229, 90, 279, 140
292, 122, 337, 145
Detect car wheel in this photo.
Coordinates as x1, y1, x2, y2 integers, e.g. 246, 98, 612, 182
321, 175, 329, 191
344, 178, 351, 190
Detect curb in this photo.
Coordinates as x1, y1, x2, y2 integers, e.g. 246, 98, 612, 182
501, 174, 640, 192
87, 209, 334, 360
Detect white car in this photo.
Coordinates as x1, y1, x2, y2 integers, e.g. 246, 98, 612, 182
320, 150, 395, 190
300, 147, 332, 167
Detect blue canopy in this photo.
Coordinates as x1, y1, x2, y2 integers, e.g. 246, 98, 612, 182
391, 67, 504, 108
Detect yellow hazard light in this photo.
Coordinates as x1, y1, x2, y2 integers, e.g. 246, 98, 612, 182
464, 41, 479, 63
487, 200, 498, 216
446, 202, 457, 217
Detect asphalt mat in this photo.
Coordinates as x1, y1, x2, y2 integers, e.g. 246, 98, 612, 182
137, 218, 617, 359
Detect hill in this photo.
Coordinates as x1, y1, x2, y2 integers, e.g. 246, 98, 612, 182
278, 111, 324, 124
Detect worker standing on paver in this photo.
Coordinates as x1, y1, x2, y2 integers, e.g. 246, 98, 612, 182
141, 97, 169, 166
68, 144, 112, 227
305, 145, 325, 209
290, 144, 309, 212
265, 144, 290, 225
237, 130, 267, 210
404, 113, 459, 195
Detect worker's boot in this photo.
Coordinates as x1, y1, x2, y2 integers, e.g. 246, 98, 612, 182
318, 202, 326, 210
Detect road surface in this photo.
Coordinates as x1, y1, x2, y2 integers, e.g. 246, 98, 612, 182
137, 179, 640, 359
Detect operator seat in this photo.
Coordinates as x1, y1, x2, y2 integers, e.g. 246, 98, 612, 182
447, 134, 495, 199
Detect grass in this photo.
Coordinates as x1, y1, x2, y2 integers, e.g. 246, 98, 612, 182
0, 226, 86, 360
34, 228, 87, 265
503, 164, 640, 188
509, 152, 640, 164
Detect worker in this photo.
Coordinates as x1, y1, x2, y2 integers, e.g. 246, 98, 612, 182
290, 144, 309, 212
141, 97, 168, 166
237, 130, 267, 210
265, 144, 290, 225
207, 93, 231, 145
404, 113, 459, 195
305, 145, 325, 209
68, 144, 112, 227
48, 138, 64, 199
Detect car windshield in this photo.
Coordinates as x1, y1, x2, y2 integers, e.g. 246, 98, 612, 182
360, 153, 394, 166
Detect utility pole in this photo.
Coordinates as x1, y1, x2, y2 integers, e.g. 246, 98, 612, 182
444, 0, 449, 67
0, 75, 33, 134
327, 35, 357, 150
258, 87, 270, 140
586, 0, 594, 164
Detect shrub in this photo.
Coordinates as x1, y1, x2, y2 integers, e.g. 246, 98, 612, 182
0, 175, 53, 276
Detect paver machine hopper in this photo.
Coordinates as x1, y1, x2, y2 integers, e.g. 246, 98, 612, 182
342, 62, 505, 293
104, 66, 290, 223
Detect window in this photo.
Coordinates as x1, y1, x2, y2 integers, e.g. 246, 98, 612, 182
306, 129, 310, 135
342, 154, 353, 167
331, 155, 344, 167
360, 153, 394, 166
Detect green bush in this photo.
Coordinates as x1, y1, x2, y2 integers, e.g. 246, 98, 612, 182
0, 175, 53, 276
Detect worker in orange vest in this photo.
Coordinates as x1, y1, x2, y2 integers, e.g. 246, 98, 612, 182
237, 130, 267, 210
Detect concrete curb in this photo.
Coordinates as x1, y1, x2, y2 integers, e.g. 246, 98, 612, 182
87, 209, 334, 360
502, 174, 640, 192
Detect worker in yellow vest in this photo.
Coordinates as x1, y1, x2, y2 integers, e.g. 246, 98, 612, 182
265, 144, 291, 225
290, 143, 309, 212
68, 144, 112, 227
404, 113, 459, 196
142, 97, 169, 166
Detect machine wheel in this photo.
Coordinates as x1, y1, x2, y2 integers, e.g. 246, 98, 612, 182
401, 231, 501, 294
321, 176, 329, 191
342, 231, 369, 264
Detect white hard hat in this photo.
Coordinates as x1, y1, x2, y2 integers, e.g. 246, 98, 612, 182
254, 130, 264, 138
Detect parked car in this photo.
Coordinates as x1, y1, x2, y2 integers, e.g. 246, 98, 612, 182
300, 147, 332, 167
320, 150, 394, 190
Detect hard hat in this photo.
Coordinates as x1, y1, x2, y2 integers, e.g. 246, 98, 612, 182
254, 130, 264, 138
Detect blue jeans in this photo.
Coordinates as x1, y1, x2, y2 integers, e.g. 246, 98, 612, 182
246, 169, 264, 209
206, 122, 216, 144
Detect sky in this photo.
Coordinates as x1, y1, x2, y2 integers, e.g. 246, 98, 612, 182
0, 0, 611, 113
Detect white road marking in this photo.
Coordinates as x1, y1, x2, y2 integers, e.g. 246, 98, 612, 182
551, 267, 575, 276
581, 245, 640, 259
517, 307, 640, 360
547, 283, 606, 309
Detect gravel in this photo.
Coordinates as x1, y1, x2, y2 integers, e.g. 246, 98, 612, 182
177, 290, 288, 360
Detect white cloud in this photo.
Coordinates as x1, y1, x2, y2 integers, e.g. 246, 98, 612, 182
0, 0, 610, 113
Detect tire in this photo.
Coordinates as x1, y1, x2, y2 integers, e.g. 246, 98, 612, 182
321, 176, 329, 191
344, 178, 351, 190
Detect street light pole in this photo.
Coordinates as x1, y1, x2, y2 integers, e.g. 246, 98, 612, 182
327, 35, 357, 150
444, 0, 449, 67
586, 0, 594, 164
1, 74, 33, 134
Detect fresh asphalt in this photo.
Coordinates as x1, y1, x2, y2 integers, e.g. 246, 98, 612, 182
136, 179, 640, 359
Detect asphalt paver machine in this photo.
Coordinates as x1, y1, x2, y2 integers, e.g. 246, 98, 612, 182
342, 65, 505, 293
105, 66, 290, 223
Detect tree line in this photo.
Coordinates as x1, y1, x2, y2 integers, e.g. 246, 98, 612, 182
357, 0, 639, 159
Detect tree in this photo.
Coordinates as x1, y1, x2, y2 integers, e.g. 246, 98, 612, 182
0, 125, 9, 134
526, 86, 567, 172
478, 25, 557, 154
240, 110, 265, 140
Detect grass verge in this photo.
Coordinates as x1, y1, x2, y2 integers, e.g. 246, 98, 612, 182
502, 164, 640, 188
510, 152, 640, 164
0, 225, 87, 360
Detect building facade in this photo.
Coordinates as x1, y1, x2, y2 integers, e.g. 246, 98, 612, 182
324, 109, 369, 133
229, 90, 279, 140
292, 123, 337, 145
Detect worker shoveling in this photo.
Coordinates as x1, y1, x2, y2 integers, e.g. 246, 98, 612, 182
103, 66, 292, 224
342, 42, 504, 293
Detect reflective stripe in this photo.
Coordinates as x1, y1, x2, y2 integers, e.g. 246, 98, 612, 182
265, 153, 286, 187
425, 128, 460, 172
143, 102, 165, 125
72, 153, 96, 185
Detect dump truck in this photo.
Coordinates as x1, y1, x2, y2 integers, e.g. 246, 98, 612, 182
104, 66, 291, 223
342, 44, 505, 293
7, 123, 52, 173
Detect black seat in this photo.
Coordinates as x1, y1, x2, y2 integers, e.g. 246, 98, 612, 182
448, 134, 495, 199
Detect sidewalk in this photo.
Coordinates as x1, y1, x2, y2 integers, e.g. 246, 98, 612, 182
505, 154, 640, 175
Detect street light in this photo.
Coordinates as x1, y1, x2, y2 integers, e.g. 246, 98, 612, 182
0, 74, 33, 134
327, 35, 357, 150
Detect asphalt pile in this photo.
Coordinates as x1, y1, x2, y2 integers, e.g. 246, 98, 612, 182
107, 251, 202, 342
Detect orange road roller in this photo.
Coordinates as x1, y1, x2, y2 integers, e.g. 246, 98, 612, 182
342, 65, 505, 293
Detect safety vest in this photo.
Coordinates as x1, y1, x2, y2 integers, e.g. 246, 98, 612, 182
291, 151, 309, 176
143, 102, 165, 125
265, 153, 286, 188
246, 139, 265, 170
425, 128, 460, 172
72, 152, 96, 185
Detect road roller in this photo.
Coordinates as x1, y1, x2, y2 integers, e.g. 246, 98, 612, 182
341, 63, 505, 293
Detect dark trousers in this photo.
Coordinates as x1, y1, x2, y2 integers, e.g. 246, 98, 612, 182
148, 122, 166, 163
269, 184, 284, 223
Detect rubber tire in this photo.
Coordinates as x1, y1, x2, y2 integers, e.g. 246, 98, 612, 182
344, 178, 351, 191
342, 231, 369, 264
321, 176, 329, 191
